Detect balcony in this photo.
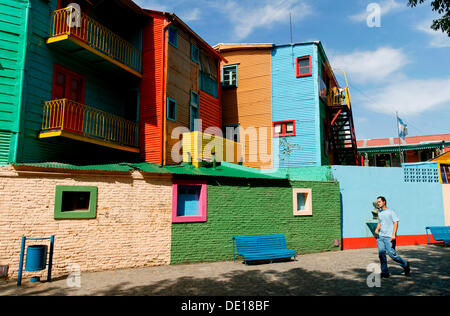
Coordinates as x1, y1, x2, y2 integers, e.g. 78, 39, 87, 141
46, 8, 142, 78
182, 131, 243, 167
327, 86, 351, 110
39, 99, 139, 153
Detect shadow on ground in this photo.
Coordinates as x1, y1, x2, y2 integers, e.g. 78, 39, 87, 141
2, 245, 449, 296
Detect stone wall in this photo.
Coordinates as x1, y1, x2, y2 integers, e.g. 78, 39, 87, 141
170, 178, 341, 264
0, 166, 173, 280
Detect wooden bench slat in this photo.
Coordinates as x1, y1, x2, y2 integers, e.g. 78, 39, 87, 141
233, 234, 297, 264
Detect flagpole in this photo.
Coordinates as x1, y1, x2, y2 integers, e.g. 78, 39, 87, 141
396, 111, 404, 165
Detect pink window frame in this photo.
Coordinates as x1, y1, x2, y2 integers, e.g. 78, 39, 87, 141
172, 179, 207, 223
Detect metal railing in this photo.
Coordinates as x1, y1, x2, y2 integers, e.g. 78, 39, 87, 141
49, 8, 142, 73
328, 86, 351, 109
41, 99, 139, 148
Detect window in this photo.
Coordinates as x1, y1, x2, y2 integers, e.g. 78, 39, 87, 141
52, 64, 85, 103
189, 91, 199, 131
190, 90, 199, 108
172, 180, 207, 223
222, 65, 237, 88
273, 120, 296, 137
293, 188, 312, 216
191, 44, 199, 63
441, 164, 450, 184
224, 124, 240, 143
167, 97, 177, 122
54, 186, 97, 219
168, 25, 178, 48
296, 56, 312, 78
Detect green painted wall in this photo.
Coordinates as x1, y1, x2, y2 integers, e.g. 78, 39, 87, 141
0, 0, 29, 164
170, 178, 341, 265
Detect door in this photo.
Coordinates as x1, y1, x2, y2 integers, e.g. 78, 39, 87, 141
52, 65, 86, 134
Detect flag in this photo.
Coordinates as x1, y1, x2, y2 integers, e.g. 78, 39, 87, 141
397, 117, 408, 140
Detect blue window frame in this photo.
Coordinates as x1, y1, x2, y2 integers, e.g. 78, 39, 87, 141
222, 65, 237, 88
167, 97, 177, 121
168, 25, 178, 48
190, 90, 199, 131
191, 44, 199, 63
177, 185, 201, 216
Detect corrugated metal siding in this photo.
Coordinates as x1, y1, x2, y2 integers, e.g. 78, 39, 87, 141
0, 131, 11, 164
0, 0, 26, 132
139, 14, 165, 164
199, 91, 221, 132
18, 0, 141, 163
220, 50, 273, 169
271, 44, 320, 167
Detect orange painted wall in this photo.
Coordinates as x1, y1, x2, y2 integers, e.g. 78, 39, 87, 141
165, 23, 221, 165
139, 14, 166, 164
220, 49, 273, 169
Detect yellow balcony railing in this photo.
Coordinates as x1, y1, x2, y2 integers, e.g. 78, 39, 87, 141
328, 86, 351, 109
182, 131, 243, 167
328, 68, 351, 110
49, 8, 141, 74
40, 99, 139, 151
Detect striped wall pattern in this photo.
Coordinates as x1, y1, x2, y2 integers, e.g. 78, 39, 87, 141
271, 44, 321, 168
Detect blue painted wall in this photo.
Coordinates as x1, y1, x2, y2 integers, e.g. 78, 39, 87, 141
271, 43, 321, 168
332, 166, 445, 239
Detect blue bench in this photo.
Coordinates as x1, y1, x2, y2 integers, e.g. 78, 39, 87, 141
426, 226, 450, 245
232, 234, 297, 265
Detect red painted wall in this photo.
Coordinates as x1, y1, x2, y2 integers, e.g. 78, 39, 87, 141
342, 234, 439, 250
199, 91, 222, 133
139, 14, 166, 164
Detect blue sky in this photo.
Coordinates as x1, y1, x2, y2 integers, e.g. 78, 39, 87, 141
133, 0, 450, 140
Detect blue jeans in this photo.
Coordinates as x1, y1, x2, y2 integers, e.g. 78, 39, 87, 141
376, 236, 408, 274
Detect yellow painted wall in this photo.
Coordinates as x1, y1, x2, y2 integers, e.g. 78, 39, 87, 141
443, 185, 450, 226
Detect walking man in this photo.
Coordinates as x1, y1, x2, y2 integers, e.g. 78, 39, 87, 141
374, 196, 410, 278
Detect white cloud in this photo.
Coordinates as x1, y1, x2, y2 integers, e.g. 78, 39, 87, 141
330, 47, 410, 84
133, 0, 168, 12
416, 19, 450, 48
219, 0, 313, 41
362, 78, 450, 116
180, 8, 201, 22
349, 0, 404, 23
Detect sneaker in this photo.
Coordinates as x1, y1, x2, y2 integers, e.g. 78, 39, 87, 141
381, 273, 390, 278
404, 262, 411, 276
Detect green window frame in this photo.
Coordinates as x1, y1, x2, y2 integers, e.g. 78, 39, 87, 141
191, 43, 199, 63
168, 25, 178, 48
167, 97, 177, 122
54, 186, 98, 219
222, 65, 237, 88
190, 90, 199, 107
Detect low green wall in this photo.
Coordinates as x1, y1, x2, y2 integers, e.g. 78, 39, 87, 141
170, 178, 341, 264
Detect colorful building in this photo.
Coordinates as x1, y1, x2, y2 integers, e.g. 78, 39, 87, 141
214, 42, 358, 169
139, 10, 226, 166
0, 0, 148, 164
357, 134, 450, 167
332, 163, 447, 249
0, 162, 341, 280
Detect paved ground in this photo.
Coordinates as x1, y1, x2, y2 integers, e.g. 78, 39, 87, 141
1, 244, 449, 296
